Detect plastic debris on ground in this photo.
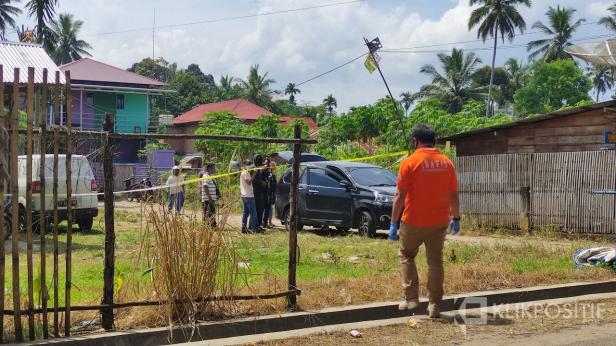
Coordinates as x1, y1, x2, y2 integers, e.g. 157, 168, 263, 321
573, 247, 616, 269
349, 329, 362, 338
406, 318, 419, 328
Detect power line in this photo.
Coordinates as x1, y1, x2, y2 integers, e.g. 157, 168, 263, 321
295, 53, 367, 87
81, 0, 365, 38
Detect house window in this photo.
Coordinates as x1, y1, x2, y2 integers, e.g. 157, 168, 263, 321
116, 95, 125, 110
86, 92, 94, 106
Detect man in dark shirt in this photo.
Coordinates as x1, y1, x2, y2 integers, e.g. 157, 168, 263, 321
252, 155, 269, 230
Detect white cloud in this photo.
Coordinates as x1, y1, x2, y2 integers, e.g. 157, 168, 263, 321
586, 2, 611, 17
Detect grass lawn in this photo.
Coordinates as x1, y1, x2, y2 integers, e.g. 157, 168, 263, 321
2, 208, 615, 332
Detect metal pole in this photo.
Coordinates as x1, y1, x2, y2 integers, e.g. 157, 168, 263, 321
364, 37, 410, 150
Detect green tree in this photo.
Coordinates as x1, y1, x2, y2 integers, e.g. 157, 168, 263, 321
472, 65, 512, 106
254, 114, 280, 138
240, 64, 275, 108
599, 3, 616, 34
322, 94, 337, 114
194, 111, 262, 161
412, 48, 484, 113
165, 71, 207, 115
399, 91, 413, 115
215, 75, 243, 101
588, 64, 614, 102
527, 6, 585, 62
128, 57, 177, 83
26, 0, 57, 46
468, 0, 530, 115
47, 13, 92, 65
513, 59, 592, 116
0, 0, 20, 39
186, 63, 215, 89
284, 83, 300, 104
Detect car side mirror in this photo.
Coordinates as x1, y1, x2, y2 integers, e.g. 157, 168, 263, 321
339, 180, 351, 190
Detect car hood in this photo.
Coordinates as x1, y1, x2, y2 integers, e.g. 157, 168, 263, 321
366, 185, 396, 195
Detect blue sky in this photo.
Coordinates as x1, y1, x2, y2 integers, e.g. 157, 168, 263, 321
11, 0, 615, 112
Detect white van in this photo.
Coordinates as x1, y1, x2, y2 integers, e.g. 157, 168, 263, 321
6, 155, 99, 236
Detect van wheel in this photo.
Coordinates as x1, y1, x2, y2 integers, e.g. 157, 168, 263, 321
357, 210, 376, 237
77, 216, 94, 232
283, 208, 303, 232
3, 214, 11, 240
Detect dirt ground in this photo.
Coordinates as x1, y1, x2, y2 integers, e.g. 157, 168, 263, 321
249, 298, 616, 346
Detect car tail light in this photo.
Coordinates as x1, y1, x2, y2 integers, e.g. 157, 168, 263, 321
32, 181, 41, 193
91, 179, 97, 192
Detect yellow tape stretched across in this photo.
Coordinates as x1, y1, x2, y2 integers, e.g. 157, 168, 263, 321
66, 150, 409, 197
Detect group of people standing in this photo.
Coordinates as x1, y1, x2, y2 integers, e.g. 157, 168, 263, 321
239, 156, 277, 233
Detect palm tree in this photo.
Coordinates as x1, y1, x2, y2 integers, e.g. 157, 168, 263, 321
527, 6, 585, 62
599, 3, 616, 34
0, 0, 20, 39
399, 91, 413, 115
468, 0, 530, 116
412, 48, 484, 114
239, 65, 276, 108
322, 94, 337, 114
26, 0, 57, 45
47, 13, 92, 65
588, 65, 614, 102
284, 83, 300, 104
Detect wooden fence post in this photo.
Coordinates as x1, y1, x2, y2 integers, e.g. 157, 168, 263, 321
287, 124, 301, 310
40, 68, 49, 339
102, 112, 115, 330
10, 67, 23, 342
64, 71, 73, 336
25, 67, 35, 341
0, 64, 5, 344
520, 186, 532, 234
52, 70, 61, 337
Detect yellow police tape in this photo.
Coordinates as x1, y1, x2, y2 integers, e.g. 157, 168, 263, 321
69, 150, 409, 197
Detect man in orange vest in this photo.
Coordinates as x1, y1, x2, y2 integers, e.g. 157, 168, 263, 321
389, 124, 460, 318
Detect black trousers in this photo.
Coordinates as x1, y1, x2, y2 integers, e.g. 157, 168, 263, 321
254, 192, 267, 228
202, 200, 217, 227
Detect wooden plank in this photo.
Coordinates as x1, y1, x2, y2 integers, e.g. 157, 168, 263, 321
10, 67, 23, 342
101, 114, 115, 330
52, 71, 61, 337
0, 64, 5, 343
64, 71, 73, 336
534, 135, 603, 145
287, 124, 301, 310
534, 125, 606, 137
39, 68, 49, 338
25, 67, 35, 340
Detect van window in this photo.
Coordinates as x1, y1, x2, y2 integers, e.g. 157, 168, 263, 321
18, 157, 94, 179
308, 168, 342, 188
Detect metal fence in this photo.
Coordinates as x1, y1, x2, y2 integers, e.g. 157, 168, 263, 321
453, 151, 616, 234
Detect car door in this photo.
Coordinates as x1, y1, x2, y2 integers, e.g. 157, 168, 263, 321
304, 167, 353, 225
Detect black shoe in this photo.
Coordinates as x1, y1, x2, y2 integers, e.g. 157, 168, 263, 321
241, 226, 249, 234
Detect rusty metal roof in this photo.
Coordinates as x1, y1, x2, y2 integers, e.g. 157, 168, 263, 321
0, 41, 65, 84
442, 100, 616, 141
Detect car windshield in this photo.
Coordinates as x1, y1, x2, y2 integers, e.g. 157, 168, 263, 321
347, 167, 397, 187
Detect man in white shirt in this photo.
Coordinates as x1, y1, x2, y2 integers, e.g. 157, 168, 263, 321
166, 165, 184, 213
201, 163, 218, 227
240, 160, 259, 233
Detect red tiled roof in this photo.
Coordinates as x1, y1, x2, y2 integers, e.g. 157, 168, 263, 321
280, 116, 318, 132
60, 58, 166, 87
173, 99, 272, 124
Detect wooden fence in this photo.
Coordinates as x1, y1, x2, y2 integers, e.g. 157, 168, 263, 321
0, 66, 313, 343
454, 151, 616, 234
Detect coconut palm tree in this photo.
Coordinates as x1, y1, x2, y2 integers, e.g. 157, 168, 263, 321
588, 65, 614, 102
322, 94, 337, 114
26, 0, 57, 45
239, 65, 276, 108
468, 0, 530, 116
399, 91, 413, 115
284, 83, 300, 104
412, 48, 484, 114
47, 13, 92, 65
527, 6, 585, 62
599, 3, 616, 34
0, 0, 20, 39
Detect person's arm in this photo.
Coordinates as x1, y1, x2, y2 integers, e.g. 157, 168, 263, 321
243, 171, 253, 185
391, 188, 407, 224
451, 191, 460, 219
204, 179, 213, 203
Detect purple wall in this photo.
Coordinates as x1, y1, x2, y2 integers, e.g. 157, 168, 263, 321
147, 149, 175, 169
71, 90, 97, 130
115, 139, 140, 163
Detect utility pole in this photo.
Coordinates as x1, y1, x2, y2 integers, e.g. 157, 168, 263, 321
364, 37, 410, 150
152, 7, 156, 59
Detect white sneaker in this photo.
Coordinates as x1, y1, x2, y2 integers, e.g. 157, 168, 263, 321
398, 299, 419, 310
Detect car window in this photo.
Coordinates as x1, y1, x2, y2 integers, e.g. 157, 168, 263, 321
282, 167, 307, 184
308, 168, 343, 188
347, 167, 397, 187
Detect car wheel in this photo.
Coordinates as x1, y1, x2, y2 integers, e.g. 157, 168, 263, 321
357, 210, 376, 237
77, 215, 94, 232
283, 208, 303, 232
3, 214, 11, 240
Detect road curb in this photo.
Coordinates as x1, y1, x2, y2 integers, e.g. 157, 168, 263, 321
35, 280, 616, 346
